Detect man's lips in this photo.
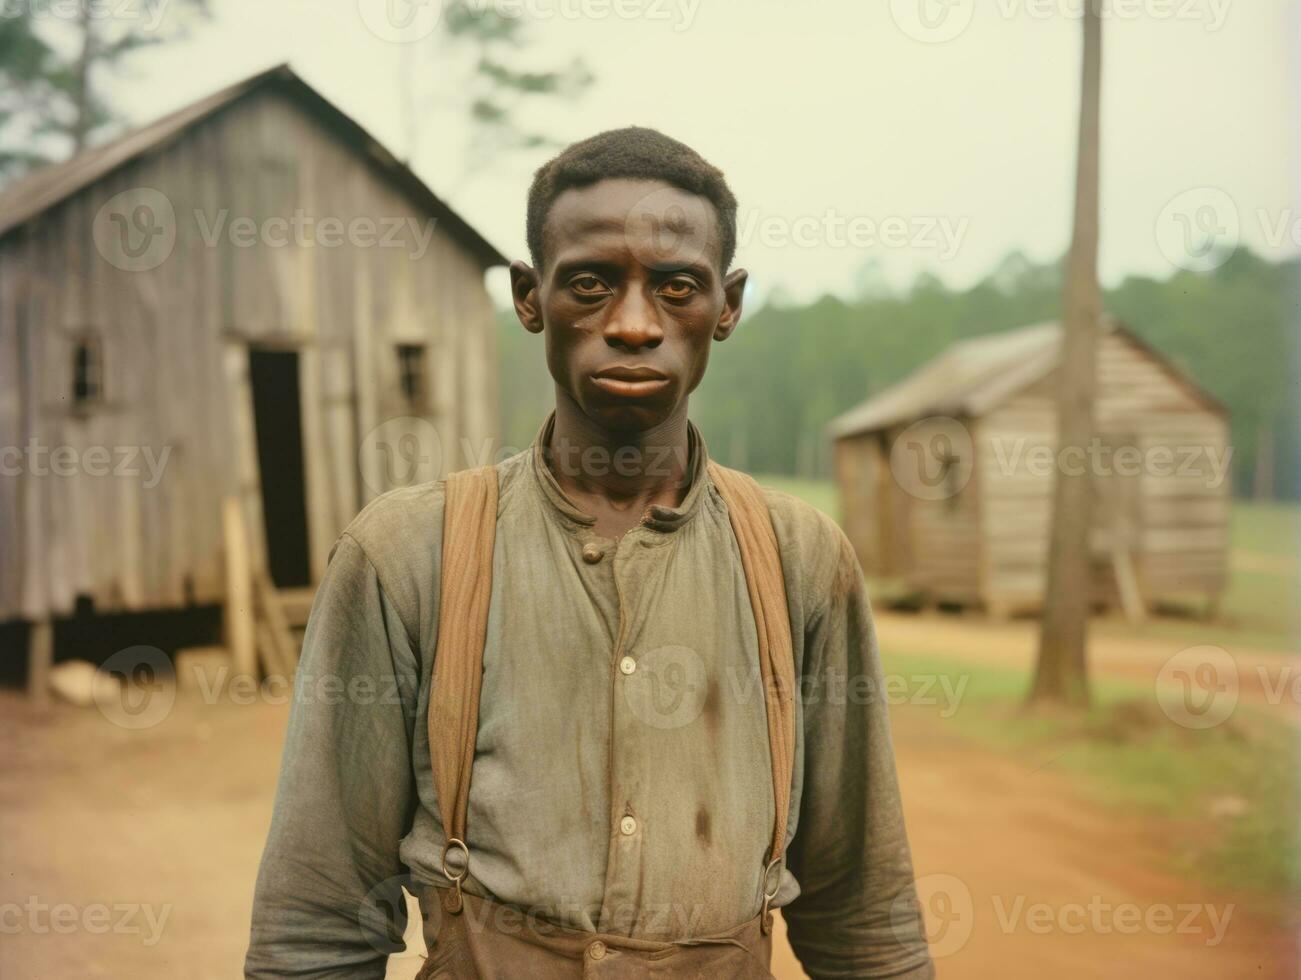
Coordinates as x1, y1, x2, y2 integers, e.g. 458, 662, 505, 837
590, 365, 671, 397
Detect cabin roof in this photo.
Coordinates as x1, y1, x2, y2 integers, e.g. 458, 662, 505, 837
828, 317, 1226, 439
0, 63, 507, 267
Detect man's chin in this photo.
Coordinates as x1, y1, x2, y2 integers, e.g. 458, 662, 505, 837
581, 395, 676, 436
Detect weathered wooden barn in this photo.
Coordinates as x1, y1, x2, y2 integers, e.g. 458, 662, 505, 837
829, 319, 1230, 618
0, 65, 504, 686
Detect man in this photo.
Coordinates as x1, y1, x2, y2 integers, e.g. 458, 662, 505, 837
246, 128, 933, 979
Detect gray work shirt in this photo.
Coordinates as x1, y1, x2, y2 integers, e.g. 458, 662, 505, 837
245, 421, 933, 979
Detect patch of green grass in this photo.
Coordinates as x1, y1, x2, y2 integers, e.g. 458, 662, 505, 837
1219, 504, 1299, 647
1232, 502, 1301, 558
1093, 611, 1292, 659
882, 648, 1300, 898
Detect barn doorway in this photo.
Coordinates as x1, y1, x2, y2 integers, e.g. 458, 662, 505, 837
248, 349, 311, 587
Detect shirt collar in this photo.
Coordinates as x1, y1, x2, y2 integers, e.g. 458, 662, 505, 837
529, 412, 712, 534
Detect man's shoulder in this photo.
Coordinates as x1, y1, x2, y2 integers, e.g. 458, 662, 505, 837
754, 484, 842, 545
747, 480, 858, 611
342, 480, 448, 560
339, 449, 530, 565
706, 465, 845, 552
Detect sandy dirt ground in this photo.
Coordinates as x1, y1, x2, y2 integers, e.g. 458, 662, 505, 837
1, 619, 1296, 978
874, 610, 1299, 715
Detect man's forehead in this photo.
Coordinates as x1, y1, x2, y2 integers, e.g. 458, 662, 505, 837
544, 178, 722, 268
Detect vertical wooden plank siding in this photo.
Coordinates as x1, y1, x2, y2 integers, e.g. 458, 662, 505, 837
0, 85, 499, 622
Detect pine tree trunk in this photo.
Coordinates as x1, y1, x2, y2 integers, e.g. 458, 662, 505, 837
1028, 0, 1103, 707
72, 7, 94, 152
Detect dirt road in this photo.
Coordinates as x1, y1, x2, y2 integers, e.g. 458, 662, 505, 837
888, 705, 1294, 978
0, 677, 1293, 978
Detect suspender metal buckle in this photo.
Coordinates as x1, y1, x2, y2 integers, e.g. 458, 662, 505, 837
760, 856, 782, 935
440, 837, 470, 915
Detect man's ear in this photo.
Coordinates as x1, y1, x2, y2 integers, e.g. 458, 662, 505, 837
714, 268, 748, 341
510, 260, 544, 334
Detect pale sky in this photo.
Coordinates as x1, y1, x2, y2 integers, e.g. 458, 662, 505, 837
91, 0, 1297, 305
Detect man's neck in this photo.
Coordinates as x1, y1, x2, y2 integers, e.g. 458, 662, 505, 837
545, 394, 692, 537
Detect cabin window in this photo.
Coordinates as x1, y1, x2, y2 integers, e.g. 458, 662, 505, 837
72, 334, 104, 408
396, 343, 428, 408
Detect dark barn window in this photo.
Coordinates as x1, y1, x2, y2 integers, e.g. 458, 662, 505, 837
397, 343, 428, 408
73, 335, 104, 407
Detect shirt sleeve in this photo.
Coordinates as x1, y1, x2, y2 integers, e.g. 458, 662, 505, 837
244, 533, 420, 979
783, 529, 935, 979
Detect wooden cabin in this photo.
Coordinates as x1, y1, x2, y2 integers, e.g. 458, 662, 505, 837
829, 319, 1230, 618
0, 65, 504, 689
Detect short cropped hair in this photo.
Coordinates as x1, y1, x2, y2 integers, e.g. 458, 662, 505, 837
525, 126, 738, 271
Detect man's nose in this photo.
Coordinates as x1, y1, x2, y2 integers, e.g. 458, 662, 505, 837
603, 289, 664, 351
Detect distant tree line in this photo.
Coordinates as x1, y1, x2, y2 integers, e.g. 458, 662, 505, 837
497, 248, 1297, 500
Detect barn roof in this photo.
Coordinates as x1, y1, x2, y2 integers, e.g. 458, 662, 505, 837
0, 63, 507, 267
828, 317, 1225, 439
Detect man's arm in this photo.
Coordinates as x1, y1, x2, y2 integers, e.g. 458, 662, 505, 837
783, 528, 934, 979
245, 533, 420, 979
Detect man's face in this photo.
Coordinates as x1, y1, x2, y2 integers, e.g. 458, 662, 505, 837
511, 178, 747, 434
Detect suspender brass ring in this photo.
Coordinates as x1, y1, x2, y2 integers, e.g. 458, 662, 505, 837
440, 838, 470, 915
760, 856, 782, 935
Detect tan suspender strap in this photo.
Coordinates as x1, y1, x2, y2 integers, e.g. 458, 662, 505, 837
707, 462, 797, 873
429, 460, 794, 926
429, 465, 499, 914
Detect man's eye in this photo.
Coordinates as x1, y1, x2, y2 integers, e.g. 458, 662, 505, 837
659, 278, 697, 299
569, 275, 608, 295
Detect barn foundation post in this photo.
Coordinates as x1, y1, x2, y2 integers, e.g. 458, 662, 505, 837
27, 618, 53, 705
223, 496, 258, 681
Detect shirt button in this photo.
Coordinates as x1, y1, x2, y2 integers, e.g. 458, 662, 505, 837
618, 656, 636, 675
619, 815, 637, 836
588, 940, 607, 960
581, 543, 604, 564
